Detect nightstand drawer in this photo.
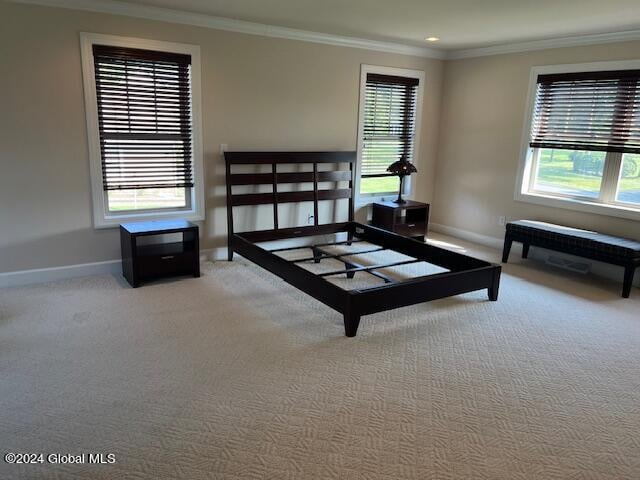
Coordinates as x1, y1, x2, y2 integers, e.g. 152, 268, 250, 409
137, 252, 196, 278
370, 200, 430, 241
395, 221, 426, 238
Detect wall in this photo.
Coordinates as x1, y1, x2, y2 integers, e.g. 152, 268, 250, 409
432, 41, 640, 241
0, 1, 443, 273
4, 1, 639, 279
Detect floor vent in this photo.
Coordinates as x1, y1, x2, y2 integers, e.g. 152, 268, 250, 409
545, 255, 591, 274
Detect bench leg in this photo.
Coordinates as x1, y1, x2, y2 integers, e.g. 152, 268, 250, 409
488, 266, 501, 301
522, 243, 530, 259
623, 265, 636, 298
343, 310, 361, 337
502, 235, 513, 263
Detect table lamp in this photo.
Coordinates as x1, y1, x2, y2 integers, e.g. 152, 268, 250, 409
386, 156, 417, 204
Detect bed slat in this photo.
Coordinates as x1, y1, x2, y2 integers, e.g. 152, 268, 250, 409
237, 223, 351, 243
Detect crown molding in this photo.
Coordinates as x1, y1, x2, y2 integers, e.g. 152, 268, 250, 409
448, 29, 640, 59
10, 0, 446, 59
10, 0, 640, 61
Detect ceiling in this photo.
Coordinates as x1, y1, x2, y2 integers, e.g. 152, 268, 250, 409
125, 0, 640, 50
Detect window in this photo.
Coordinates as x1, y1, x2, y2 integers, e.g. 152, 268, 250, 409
80, 34, 204, 228
517, 62, 640, 219
357, 65, 424, 200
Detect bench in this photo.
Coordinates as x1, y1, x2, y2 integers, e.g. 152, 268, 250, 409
502, 220, 640, 298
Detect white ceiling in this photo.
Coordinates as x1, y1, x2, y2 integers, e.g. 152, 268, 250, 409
126, 0, 640, 50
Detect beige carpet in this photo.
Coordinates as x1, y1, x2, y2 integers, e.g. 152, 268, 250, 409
1, 234, 639, 479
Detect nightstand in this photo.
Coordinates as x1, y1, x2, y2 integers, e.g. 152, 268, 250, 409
120, 220, 200, 288
371, 200, 429, 241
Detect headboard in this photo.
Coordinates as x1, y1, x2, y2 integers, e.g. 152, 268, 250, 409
224, 151, 357, 243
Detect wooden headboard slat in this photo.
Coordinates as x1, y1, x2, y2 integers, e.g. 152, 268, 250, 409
224, 151, 356, 164
229, 171, 352, 186
232, 189, 352, 206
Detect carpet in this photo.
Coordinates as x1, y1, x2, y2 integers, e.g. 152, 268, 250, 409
1, 234, 639, 479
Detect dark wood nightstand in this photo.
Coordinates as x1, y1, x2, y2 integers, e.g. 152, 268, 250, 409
371, 200, 429, 241
120, 219, 200, 288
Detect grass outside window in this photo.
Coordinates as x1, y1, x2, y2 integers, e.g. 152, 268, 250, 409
360, 176, 398, 196
531, 148, 640, 207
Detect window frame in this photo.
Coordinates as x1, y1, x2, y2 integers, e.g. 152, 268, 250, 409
80, 33, 205, 229
515, 60, 640, 221
356, 65, 425, 206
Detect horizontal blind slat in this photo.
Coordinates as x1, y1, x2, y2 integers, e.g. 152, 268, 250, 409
93, 44, 194, 191
530, 70, 640, 153
362, 73, 418, 176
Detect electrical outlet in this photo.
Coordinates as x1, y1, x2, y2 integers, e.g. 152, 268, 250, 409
498, 216, 506, 226
308, 213, 315, 224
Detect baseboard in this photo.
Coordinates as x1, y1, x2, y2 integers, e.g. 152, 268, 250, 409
0, 236, 335, 288
430, 223, 504, 250
0, 247, 229, 288
0, 259, 122, 288
200, 247, 227, 262
4, 231, 635, 289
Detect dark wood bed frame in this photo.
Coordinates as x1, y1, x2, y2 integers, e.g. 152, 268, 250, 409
225, 151, 501, 337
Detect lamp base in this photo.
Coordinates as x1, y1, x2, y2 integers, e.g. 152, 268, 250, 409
394, 176, 406, 204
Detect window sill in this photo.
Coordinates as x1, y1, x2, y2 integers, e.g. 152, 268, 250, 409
356, 194, 406, 208
515, 190, 640, 221
94, 209, 204, 229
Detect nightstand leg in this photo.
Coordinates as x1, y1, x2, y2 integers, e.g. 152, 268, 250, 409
120, 228, 137, 288
194, 233, 201, 277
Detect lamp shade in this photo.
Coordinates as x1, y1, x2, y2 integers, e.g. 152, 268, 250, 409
387, 156, 417, 176
386, 156, 417, 204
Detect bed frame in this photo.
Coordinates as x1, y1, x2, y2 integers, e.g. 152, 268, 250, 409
225, 151, 501, 337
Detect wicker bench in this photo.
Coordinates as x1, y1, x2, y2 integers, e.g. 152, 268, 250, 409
502, 220, 640, 298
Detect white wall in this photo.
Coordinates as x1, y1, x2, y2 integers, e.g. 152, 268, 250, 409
432, 41, 640, 242
3, 1, 639, 280
0, 1, 443, 273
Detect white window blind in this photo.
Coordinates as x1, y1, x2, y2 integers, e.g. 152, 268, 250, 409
93, 45, 194, 191
361, 73, 419, 178
530, 70, 640, 154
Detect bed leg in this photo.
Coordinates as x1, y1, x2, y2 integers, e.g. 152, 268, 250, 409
488, 266, 501, 301
312, 246, 322, 263
344, 260, 356, 279
346, 231, 353, 246
343, 310, 361, 337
